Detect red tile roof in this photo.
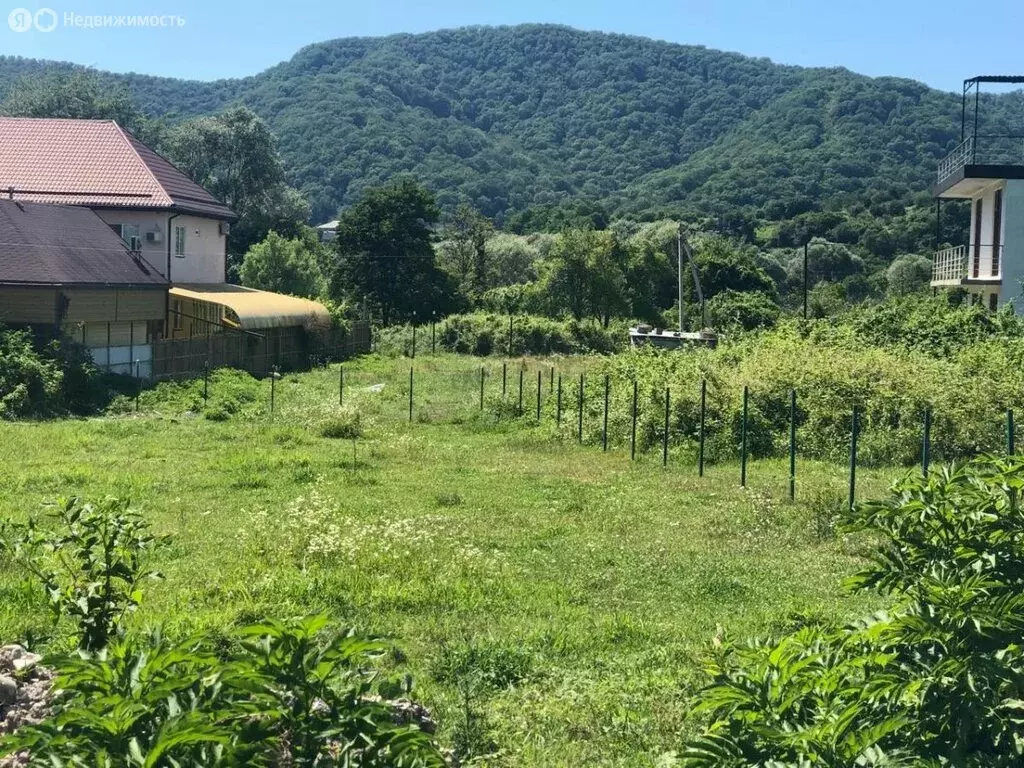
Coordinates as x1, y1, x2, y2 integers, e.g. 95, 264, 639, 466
0, 118, 235, 220
0, 198, 168, 287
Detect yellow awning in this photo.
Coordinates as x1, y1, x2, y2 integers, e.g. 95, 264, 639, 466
169, 284, 331, 331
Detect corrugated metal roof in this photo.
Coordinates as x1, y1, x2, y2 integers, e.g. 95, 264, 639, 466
0, 199, 168, 287
170, 284, 331, 331
0, 118, 235, 220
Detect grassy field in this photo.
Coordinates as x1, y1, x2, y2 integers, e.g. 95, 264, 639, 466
0, 354, 905, 766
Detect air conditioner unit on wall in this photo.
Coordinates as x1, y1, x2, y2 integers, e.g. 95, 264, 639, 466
145, 230, 163, 244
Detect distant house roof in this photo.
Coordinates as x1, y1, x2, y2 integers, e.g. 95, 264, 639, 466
170, 283, 331, 331
0, 118, 235, 220
0, 198, 168, 287
315, 220, 339, 231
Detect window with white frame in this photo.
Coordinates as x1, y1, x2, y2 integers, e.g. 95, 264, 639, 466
174, 226, 186, 257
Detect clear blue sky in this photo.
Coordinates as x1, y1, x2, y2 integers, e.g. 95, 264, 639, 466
2, 0, 1022, 91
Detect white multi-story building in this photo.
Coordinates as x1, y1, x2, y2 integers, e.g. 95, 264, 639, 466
931, 76, 1024, 311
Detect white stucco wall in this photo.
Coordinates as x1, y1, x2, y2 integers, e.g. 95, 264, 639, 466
999, 180, 1024, 312
94, 210, 227, 284
967, 183, 1006, 279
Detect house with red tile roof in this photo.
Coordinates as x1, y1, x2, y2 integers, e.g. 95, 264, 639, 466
0, 117, 234, 286
0, 118, 334, 373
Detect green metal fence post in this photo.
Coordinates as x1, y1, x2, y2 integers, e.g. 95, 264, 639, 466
536, 369, 542, 422
339, 365, 344, 406
603, 375, 610, 452
698, 379, 707, 477
578, 373, 584, 443
518, 368, 524, 416
631, 379, 638, 461
203, 360, 209, 402
1008, 409, 1016, 455
740, 385, 749, 487
409, 366, 414, 422
849, 405, 860, 511
480, 366, 485, 410
662, 387, 670, 467
789, 389, 796, 501
431, 321, 435, 355
411, 325, 416, 359
922, 407, 931, 477
502, 362, 507, 397
550, 366, 554, 393
270, 368, 276, 418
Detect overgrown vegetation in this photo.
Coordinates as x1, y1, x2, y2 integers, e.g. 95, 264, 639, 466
681, 455, 1024, 766
0, 497, 444, 766
0, 327, 108, 420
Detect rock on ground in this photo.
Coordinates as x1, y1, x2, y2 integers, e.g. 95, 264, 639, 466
0, 645, 53, 768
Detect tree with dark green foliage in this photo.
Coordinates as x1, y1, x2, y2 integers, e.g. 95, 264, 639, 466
685, 235, 776, 301
886, 253, 932, 296
332, 179, 461, 325
0, 70, 163, 146
162, 107, 311, 270
239, 231, 324, 298
543, 229, 630, 325
438, 203, 493, 296
707, 289, 780, 332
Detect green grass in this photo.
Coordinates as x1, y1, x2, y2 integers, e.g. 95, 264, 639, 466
0, 354, 903, 767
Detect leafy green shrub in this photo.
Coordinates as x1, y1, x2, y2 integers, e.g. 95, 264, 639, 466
377, 313, 628, 357
0, 327, 105, 419
0, 496, 445, 767
110, 368, 262, 418
203, 404, 232, 421
706, 290, 780, 332
2, 617, 445, 767
681, 456, 1024, 766
576, 322, 1024, 465
0, 497, 167, 650
320, 406, 363, 439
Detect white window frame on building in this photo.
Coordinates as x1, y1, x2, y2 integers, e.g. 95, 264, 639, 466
174, 225, 187, 257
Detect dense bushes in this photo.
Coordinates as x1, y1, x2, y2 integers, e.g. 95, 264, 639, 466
0, 327, 105, 419
681, 455, 1024, 766
377, 313, 630, 357
500, 307, 1024, 466
108, 368, 264, 419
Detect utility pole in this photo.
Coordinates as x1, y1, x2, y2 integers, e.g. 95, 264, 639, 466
677, 224, 684, 333
802, 241, 809, 320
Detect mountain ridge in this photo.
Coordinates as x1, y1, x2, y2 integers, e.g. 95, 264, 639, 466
1, 24, 1020, 226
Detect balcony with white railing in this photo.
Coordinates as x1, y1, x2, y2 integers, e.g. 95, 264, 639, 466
937, 134, 1024, 189
931, 244, 1004, 286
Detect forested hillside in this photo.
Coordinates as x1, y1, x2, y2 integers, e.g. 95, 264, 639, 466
1, 24, 1021, 228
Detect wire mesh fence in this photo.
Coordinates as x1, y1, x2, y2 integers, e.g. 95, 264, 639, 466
129, 352, 1024, 508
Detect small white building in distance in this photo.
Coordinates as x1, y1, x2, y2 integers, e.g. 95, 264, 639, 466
315, 220, 339, 243
931, 75, 1024, 311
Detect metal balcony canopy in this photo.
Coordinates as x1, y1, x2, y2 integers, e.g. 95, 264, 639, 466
964, 76, 1024, 87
